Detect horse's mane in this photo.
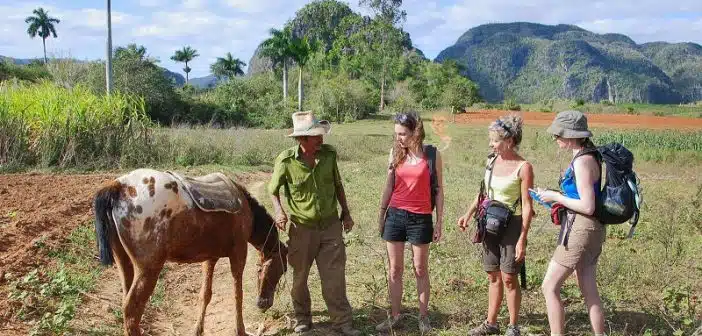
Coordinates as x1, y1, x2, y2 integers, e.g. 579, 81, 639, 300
234, 182, 281, 254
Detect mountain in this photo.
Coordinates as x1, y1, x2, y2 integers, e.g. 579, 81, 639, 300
247, 0, 423, 76
162, 68, 185, 87
187, 74, 219, 89
435, 22, 702, 104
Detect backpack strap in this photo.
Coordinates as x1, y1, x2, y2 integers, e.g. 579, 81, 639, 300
563, 147, 602, 184
483, 154, 499, 200
423, 144, 438, 210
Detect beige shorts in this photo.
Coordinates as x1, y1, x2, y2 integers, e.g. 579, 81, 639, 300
552, 214, 605, 269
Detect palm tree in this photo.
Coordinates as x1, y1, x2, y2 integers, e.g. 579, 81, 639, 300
210, 52, 246, 81
289, 37, 317, 111
25, 7, 60, 64
260, 27, 293, 103
170, 46, 199, 83
115, 43, 158, 65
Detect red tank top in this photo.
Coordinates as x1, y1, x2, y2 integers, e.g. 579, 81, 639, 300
389, 158, 432, 214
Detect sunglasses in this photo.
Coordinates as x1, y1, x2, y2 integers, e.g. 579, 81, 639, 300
495, 119, 512, 136
395, 113, 417, 128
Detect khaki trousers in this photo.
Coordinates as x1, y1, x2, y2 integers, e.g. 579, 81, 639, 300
288, 220, 353, 328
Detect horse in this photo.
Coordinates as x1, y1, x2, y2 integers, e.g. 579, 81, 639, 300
92, 168, 288, 336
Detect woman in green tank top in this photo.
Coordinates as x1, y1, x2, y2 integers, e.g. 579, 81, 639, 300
458, 113, 535, 336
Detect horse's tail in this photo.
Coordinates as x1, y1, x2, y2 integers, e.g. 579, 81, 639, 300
93, 180, 122, 266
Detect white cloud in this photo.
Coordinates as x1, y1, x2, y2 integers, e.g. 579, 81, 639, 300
182, 0, 207, 9
138, 0, 166, 7
221, 0, 271, 13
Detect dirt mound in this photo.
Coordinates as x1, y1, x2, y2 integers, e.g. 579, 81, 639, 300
453, 110, 702, 130
0, 173, 116, 331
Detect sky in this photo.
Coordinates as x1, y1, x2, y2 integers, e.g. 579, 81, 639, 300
2, 0, 702, 78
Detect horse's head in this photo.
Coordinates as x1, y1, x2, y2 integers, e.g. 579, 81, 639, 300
255, 241, 287, 311
237, 182, 290, 312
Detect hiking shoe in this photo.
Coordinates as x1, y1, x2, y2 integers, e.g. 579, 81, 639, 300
335, 325, 362, 336
505, 325, 521, 336
468, 321, 500, 336
418, 315, 432, 334
293, 321, 311, 333
375, 315, 402, 332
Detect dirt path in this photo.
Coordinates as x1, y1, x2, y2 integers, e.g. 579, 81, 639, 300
453, 109, 702, 130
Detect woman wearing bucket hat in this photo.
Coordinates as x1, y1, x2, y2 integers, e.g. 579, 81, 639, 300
535, 110, 607, 336
458, 113, 534, 336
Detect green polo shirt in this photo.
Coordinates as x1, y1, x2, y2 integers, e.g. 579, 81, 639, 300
268, 144, 341, 229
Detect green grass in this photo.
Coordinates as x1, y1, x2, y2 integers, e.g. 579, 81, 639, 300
7, 116, 701, 335
234, 117, 701, 335
6, 222, 107, 336
520, 100, 702, 117
0, 82, 152, 170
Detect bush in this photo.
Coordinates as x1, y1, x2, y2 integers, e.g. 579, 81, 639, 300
504, 98, 521, 111
0, 82, 152, 169
308, 72, 378, 122
0, 60, 51, 83
83, 55, 184, 124
45, 59, 92, 89
201, 72, 292, 128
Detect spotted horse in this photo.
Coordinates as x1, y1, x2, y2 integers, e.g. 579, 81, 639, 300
92, 168, 287, 336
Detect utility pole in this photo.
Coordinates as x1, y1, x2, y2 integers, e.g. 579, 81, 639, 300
106, 0, 113, 95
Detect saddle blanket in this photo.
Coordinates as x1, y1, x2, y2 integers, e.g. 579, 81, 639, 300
166, 171, 243, 214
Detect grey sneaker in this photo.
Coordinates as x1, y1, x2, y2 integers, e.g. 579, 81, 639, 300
335, 325, 362, 336
293, 321, 311, 333
505, 325, 521, 336
469, 321, 500, 336
418, 315, 432, 334
375, 315, 402, 332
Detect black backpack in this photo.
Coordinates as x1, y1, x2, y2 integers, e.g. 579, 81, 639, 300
572, 143, 642, 237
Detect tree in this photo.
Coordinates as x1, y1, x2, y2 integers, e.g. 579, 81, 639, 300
358, 0, 407, 110
171, 46, 199, 83
289, 37, 318, 111
25, 7, 60, 64
210, 52, 246, 81
115, 44, 159, 65
261, 27, 294, 104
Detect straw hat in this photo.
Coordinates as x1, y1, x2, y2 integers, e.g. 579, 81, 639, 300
287, 111, 331, 137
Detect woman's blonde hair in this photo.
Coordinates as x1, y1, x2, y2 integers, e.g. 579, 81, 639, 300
391, 111, 425, 169
489, 113, 523, 149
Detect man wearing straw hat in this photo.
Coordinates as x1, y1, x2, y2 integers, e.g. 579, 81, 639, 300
268, 111, 361, 336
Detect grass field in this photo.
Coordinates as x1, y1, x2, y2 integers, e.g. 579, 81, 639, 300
3, 114, 701, 335
518, 101, 702, 118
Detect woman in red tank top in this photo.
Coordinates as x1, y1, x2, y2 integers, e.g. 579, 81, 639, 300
375, 112, 444, 333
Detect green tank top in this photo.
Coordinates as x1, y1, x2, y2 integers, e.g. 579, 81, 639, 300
485, 160, 527, 212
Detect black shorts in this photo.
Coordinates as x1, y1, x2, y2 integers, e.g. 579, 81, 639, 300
482, 215, 523, 274
382, 207, 434, 245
